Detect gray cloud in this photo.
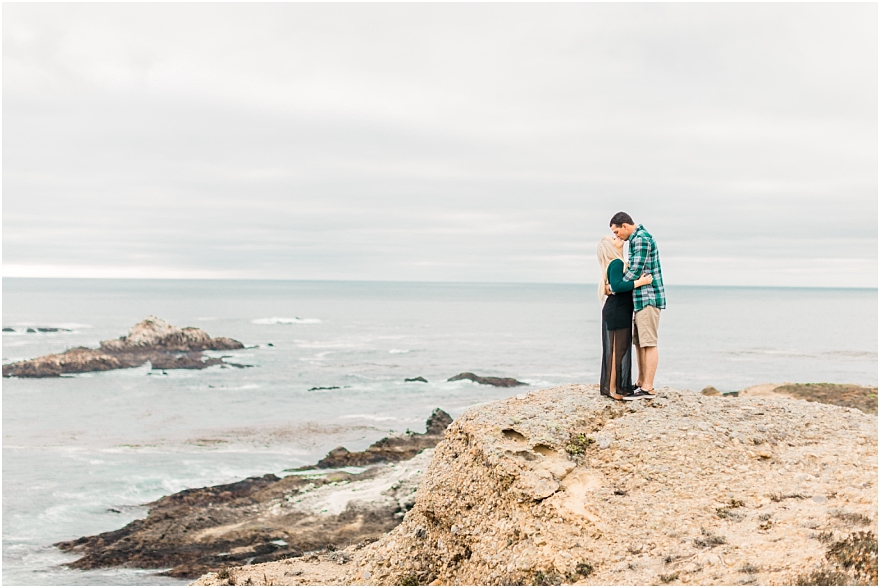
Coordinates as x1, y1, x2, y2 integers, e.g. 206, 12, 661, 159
3, 3, 877, 286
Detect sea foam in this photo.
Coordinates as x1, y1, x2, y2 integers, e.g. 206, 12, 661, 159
251, 317, 322, 325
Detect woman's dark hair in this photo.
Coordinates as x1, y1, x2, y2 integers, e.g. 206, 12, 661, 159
609, 212, 634, 227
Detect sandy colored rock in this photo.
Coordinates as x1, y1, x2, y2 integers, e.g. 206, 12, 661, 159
191, 548, 361, 586
194, 385, 877, 586
741, 382, 878, 414
739, 382, 796, 399
342, 385, 877, 586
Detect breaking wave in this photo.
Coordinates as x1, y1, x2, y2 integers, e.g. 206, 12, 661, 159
251, 317, 322, 325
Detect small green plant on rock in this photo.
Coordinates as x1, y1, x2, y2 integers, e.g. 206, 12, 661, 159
565, 561, 595, 582
532, 569, 562, 586
794, 570, 850, 586
565, 433, 594, 457
794, 531, 878, 586
399, 574, 420, 586
830, 510, 873, 527
716, 503, 745, 521
659, 571, 680, 583
694, 528, 726, 548
769, 492, 805, 502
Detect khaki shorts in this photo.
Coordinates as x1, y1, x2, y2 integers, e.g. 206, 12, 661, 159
633, 305, 661, 347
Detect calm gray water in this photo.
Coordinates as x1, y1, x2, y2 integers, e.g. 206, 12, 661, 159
3, 279, 877, 585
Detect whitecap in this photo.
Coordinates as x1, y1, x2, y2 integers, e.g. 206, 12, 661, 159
389, 349, 411, 354
207, 384, 260, 391
252, 317, 322, 325
339, 414, 399, 422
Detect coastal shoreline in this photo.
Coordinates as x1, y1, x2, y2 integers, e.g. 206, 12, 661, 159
55, 410, 453, 578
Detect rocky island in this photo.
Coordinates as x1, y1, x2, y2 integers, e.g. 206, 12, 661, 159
191, 385, 877, 586
2, 316, 245, 377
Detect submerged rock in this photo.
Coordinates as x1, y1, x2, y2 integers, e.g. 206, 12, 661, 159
55, 409, 453, 579
447, 372, 527, 387
405, 377, 428, 383
2, 316, 245, 378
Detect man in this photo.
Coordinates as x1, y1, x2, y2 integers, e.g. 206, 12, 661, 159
609, 212, 665, 395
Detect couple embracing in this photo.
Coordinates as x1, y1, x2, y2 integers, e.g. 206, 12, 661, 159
597, 212, 665, 401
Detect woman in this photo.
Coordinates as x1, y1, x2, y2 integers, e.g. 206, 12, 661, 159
597, 236, 652, 400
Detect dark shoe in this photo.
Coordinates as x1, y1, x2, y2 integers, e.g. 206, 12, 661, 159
621, 390, 652, 401
634, 386, 656, 395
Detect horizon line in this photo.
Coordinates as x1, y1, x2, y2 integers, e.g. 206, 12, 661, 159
2, 276, 877, 291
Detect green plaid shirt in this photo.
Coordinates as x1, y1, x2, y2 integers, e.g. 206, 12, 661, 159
623, 225, 666, 311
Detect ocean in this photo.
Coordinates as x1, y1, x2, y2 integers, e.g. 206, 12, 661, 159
2, 278, 877, 585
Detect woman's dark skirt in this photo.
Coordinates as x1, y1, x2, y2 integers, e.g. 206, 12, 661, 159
600, 295, 634, 397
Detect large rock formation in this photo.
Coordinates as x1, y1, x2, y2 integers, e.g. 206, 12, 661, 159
195, 385, 877, 586
2, 316, 245, 377
341, 385, 877, 586
55, 409, 452, 579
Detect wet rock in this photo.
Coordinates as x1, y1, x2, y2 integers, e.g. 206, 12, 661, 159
2, 316, 245, 378
447, 372, 527, 387
405, 377, 428, 383
306, 409, 452, 469
55, 409, 453, 579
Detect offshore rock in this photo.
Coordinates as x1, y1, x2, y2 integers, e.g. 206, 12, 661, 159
304, 409, 452, 469
447, 372, 527, 387
55, 409, 452, 579
2, 316, 245, 377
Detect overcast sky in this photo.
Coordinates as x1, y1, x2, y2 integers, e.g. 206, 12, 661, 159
3, 3, 877, 287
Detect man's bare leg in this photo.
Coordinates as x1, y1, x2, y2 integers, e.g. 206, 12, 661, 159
635, 344, 646, 388
640, 346, 659, 391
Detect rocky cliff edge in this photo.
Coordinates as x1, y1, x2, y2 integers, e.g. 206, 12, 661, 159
197, 385, 878, 586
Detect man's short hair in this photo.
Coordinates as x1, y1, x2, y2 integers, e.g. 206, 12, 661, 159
609, 212, 634, 227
